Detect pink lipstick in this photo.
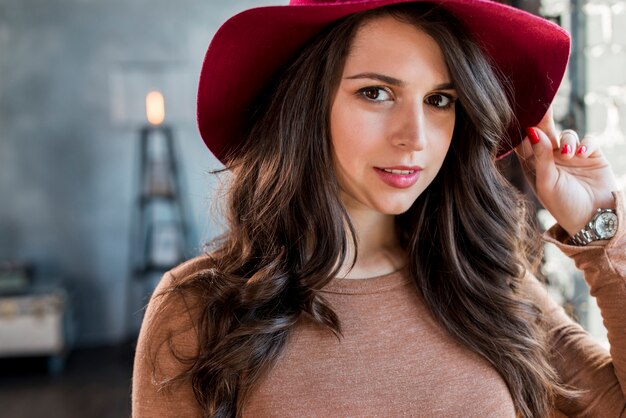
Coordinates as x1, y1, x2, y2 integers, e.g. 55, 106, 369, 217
374, 165, 422, 189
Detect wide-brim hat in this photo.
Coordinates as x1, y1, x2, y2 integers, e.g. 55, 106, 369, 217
197, 0, 571, 163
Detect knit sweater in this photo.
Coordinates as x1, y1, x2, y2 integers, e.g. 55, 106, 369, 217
132, 191, 626, 417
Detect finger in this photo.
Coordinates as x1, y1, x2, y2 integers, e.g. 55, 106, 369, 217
558, 129, 579, 160
574, 135, 597, 158
535, 106, 559, 150
526, 126, 558, 188
515, 131, 537, 182
515, 129, 535, 161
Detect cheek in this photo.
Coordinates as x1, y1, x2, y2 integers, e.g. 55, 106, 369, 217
332, 107, 367, 151
330, 106, 353, 176
330, 102, 373, 172
428, 115, 455, 156
331, 95, 388, 149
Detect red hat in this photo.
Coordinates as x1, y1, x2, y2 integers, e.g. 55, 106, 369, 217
197, 0, 570, 163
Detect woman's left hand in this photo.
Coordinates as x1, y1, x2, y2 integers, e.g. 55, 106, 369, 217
515, 106, 619, 237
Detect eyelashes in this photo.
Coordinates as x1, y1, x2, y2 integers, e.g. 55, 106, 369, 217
358, 86, 393, 102
356, 86, 457, 110
425, 93, 456, 110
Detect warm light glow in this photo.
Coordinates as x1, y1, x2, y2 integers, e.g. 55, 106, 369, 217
146, 91, 165, 125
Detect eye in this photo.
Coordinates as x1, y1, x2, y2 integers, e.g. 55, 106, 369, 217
426, 93, 456, 110
357, 86, 393, 102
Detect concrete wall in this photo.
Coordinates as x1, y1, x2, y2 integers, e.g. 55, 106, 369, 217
0, 0, 283, 347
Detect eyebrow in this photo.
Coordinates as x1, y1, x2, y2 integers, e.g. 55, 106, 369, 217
345, 72, 455, 90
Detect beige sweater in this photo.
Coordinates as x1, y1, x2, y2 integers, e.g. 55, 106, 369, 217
132, 191, 626, 417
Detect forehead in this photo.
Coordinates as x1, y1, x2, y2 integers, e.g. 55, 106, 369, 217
344, 15, 450, 81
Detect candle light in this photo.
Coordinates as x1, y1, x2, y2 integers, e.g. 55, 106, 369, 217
146, 90, 165, 125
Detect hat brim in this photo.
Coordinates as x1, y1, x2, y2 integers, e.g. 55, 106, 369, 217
198, 0, 570, 162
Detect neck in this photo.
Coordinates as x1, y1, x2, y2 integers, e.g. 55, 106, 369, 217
336, 205, 407, 279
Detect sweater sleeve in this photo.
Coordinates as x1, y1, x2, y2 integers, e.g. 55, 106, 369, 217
131, 272, 202, 418
523, 190, 626, 417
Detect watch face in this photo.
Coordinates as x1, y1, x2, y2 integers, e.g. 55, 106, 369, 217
594, 212, 618, 239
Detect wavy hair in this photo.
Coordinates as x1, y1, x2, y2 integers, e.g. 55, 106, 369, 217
147, 4, 579, 417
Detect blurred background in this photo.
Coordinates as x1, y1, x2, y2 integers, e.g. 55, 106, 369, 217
0, 0, 624, 417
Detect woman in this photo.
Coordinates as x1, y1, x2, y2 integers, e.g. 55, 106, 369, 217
132, 1, 625, 417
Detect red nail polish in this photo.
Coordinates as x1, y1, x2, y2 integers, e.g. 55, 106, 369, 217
526, 127, 540, 144
576, 145, 587, 155
561, 144, 572, 154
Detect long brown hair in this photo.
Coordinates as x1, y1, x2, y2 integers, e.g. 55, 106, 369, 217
147, 4, 579, 417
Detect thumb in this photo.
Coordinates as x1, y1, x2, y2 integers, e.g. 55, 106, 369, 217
525, 126, 558, 189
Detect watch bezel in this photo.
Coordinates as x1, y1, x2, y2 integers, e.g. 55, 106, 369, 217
593, 211, 618, 239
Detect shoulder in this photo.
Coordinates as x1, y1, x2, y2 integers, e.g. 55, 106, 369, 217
146, 254, 214, 329
132, 255, 215, 415
137, 254, 216, 367
162, 253, 216, 285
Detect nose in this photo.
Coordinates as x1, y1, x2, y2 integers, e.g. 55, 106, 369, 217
389, 100, 427, 151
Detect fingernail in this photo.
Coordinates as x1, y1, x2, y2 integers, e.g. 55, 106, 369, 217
576, 145, 587, 155
561, 144, 572, 155
526, 127, 540, 144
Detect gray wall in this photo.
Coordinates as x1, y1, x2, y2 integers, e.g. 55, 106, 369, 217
0, 0, 283, 347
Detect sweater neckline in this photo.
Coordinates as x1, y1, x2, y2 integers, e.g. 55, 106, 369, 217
320, 265, 411, 295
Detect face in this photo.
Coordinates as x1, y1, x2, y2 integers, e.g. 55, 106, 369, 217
330, 15, 456, 216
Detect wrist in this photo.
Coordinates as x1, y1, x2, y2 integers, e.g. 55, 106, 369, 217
567, 207, 619, 246
562, 195, 617, 237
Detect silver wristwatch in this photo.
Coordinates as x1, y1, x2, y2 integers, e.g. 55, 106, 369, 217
568, 208, 619, 246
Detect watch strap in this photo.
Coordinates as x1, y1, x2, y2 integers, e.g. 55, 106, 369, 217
569, 227, 597, 246
568, 208, 617, 246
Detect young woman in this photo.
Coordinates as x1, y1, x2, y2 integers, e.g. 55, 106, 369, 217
132, 1, 625, 417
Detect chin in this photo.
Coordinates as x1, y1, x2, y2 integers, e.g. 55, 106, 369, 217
374, 197, 419, 215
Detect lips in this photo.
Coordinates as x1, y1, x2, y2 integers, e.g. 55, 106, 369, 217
374, 165, 423, 189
